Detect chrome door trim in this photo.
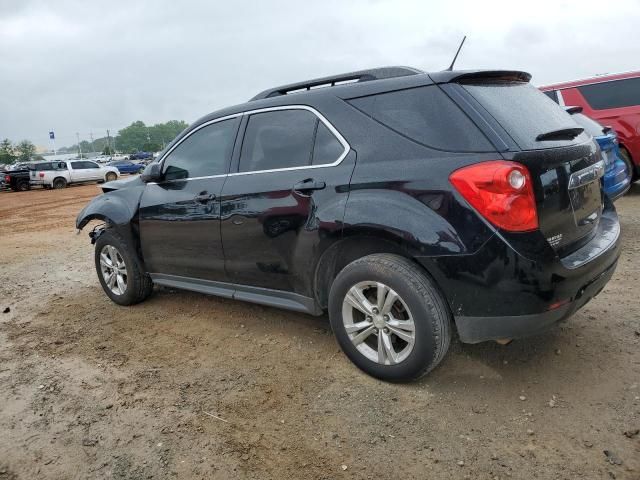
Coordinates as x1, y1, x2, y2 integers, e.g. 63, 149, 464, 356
150, 105, 351, 184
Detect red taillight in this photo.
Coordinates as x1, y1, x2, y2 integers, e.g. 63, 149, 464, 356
450, 161, 538, 232
39, 172, 45, 178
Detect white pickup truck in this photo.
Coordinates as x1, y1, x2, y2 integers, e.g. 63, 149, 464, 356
30, 160, 120, 189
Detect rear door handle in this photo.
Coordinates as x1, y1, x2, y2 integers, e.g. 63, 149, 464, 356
293, 178, 326, 194
194, 193, 216, 203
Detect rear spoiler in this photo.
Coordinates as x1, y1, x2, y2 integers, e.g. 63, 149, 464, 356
429, 69, 532, 84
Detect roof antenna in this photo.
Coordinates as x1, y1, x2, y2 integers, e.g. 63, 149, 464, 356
447, 36, 467, 71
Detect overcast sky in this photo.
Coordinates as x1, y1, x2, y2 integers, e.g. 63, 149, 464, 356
1, 0, 639, 148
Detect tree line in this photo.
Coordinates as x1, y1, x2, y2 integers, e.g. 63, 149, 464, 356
0, 119, 188, 165
0, 139, 39, 165
58, 120, 189, 155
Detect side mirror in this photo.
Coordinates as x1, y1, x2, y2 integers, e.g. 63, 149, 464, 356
140, 162, 162, 183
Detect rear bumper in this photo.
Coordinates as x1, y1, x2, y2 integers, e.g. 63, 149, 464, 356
454, 258, 617, 343
416, 203, 621, 343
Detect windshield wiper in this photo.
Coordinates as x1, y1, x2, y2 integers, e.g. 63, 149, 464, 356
536, 127, 584, 142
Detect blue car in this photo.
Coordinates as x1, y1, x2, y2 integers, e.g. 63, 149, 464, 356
107, 160, 145, 175
566, 106, 631, 201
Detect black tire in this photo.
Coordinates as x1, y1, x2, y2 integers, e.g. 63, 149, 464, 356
328, 253, 451, 382
17, 181, 30, 191
94, 229, 153, 306
52, 177, 67, 189
105, 172, 117, 182
619, 147, 637, 182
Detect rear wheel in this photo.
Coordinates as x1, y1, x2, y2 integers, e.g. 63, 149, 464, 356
328, 254, 451, 382
94, 229, 153, 305
17, 181, 30, 191
620, 147, 637, 182
105, 172, 117, 182
52, 177, 67, 189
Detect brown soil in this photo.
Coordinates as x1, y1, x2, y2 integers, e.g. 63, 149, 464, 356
0, 183, 639, 479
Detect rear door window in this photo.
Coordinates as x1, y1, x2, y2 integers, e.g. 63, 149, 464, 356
312, 121, 345, 165
462, 82, 583, 150
239, 110, 317, 172
348, 85, 493, 152
578, 77, 640, 110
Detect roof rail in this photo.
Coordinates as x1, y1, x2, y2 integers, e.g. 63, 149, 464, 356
249, 66, 423, 101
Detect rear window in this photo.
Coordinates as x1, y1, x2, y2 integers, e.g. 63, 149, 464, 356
348, 85, 493, 152
578, 77, 640, 110
571, 113, 604, 137
463, 82, 580, 150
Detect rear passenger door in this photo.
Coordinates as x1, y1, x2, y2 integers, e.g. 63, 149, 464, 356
220, 107, 352, 296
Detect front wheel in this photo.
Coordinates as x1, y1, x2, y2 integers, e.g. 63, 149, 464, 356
94, 229, 153, 305
328, 254, 451, 382
105, 172, 117, 182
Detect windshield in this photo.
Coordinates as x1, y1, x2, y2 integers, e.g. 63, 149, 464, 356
462, 82, 586, 150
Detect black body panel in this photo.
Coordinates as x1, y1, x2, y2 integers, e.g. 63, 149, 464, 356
139, 177, 227, 281
220, 152, 355, 296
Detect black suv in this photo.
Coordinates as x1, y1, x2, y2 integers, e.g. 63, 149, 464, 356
77, 67, 621, 381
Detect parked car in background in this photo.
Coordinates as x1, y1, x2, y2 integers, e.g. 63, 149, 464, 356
28, 161, 69, 188
565, 106, 630, 200
108, 160, 145, 175
39, 159, 119, 189
77, 66, 620, 381
129, 151, 152, 160
541, 71, 640, 181
4, 167, 31, 191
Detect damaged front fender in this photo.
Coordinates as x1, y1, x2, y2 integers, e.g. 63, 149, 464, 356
76, 183, 147, 265
76, 193, 135, 231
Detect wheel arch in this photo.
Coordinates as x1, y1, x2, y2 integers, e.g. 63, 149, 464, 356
313, 229, 446, 311
76, 189, 146, 269
52, 176, 67, 187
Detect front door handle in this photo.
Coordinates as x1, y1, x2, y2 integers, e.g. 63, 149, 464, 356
194, 193, 216, 203
293, 178, 326, 195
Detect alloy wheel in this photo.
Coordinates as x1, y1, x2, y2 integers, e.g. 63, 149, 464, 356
99, 245, 128, 295
341, 281, 415, 365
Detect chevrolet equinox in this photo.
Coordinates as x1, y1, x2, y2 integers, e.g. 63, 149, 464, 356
77, 67, 621, 381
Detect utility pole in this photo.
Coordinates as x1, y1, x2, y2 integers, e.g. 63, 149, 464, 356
106, 129, 112, 155
76, 132, 82, 158
90, 131, 96, 155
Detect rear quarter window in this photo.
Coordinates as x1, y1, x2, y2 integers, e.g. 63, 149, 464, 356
578, 77, 640, 110
348, 85, 494, 152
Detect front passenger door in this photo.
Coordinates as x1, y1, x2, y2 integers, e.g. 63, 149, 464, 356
139, 117, 240, 281
69, 161, 90, 181
83, 161, 102, 180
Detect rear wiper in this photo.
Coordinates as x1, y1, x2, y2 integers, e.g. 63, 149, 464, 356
536, 127, 584, 142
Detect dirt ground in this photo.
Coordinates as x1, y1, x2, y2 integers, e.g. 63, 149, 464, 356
0, 182, 638, 480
